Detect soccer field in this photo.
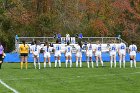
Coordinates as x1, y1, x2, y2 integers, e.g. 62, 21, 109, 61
0, 62, 140, 93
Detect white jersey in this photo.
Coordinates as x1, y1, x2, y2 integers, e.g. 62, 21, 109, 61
76, 45, 82, 57
86, 44, 93, 57
119, 43, 126, 51
110, 44, 117, 52
53, 44, 61, 57
43, 46, 51, 58
43, 46, 51, 53
129, 44, 137, 56
65, 45, 72, 57
110, 44, 117, 56
95, 44, 102, 56
30, 45, 34, 53
31, 45, 41, 57
87, 44, 93, 52
95, 44, 102, 52
118, 43, 126, 55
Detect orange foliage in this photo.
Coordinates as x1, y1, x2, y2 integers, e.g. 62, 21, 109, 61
91, 19, 108, 36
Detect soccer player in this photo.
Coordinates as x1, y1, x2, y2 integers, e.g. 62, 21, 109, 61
31, 41, 41, 69
53, 40, 61, 67
109, 41, 117, 68
0, 42, 4, 69
95, 41, 103, 67
65, 42, 72, 68
86, 42, 94, 68
76, 41, 82, 67
19, 41, 29, 69
2, 53, 6, 66
118, 42, 126, 68
43, 42, 51, 68
129, 41, 137, 68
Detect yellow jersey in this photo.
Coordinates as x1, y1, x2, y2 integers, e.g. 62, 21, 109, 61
19, 44, 29, 53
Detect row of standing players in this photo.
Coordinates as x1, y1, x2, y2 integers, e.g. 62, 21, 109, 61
19, 40, 137, 69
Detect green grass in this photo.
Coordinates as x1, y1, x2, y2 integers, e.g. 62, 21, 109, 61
0, 62, 140, 93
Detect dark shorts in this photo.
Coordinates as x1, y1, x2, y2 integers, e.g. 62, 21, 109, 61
20, 53, 28, 57
0, 54, 2, 61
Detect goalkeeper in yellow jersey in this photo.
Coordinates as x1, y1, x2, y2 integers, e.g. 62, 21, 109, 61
19, 41, 29, 69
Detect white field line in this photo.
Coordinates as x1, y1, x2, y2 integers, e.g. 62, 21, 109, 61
0, 79, 19, 93
2, 71, 140, 81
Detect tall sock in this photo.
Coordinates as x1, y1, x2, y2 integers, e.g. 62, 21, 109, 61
20, 62, 23, 69
91, 61, 94, 68
80, 59, 82, 67
25, 62, 28, 69
76, 60, 78, 67
123, 61, 125, 68
96, 60, 98, 67
134, 59, 136, 68
49, 62, 51, 67
114, 59, 116, 68
87, 57, 89, 68
123, 57, 125, 68
110, 61, 112, 68
87, 62, 89, 68
87, 57, 89, 62
44, 62, 46, 68
130, 60, 133, 68
55, 60, 57, 67
70, 60, 72, 67
58, 60, 61, 67
34, 60, 36, 69
38, 62, 40, 69
110, 58, 112, 68
119, 59, 121, 68
101, 61, 103, 66
66, 60, 68, 68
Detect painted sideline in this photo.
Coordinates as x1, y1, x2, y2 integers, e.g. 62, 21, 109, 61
0, 79, 19, 93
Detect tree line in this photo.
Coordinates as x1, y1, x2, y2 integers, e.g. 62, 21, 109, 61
0, 0, 140, 52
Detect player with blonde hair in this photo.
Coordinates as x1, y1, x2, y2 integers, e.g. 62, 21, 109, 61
95, 41, 103, 67
86, 42, 94, 68
118, 42, 126, 68
109, 40, 117, 68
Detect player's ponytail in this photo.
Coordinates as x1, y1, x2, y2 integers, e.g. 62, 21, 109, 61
22, 41, 25, 47
78, 41, 82, 48
45, 41, 49, 48
34, 41, 37, 47
31, 41, 35, 45
67, 41, 70, 45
